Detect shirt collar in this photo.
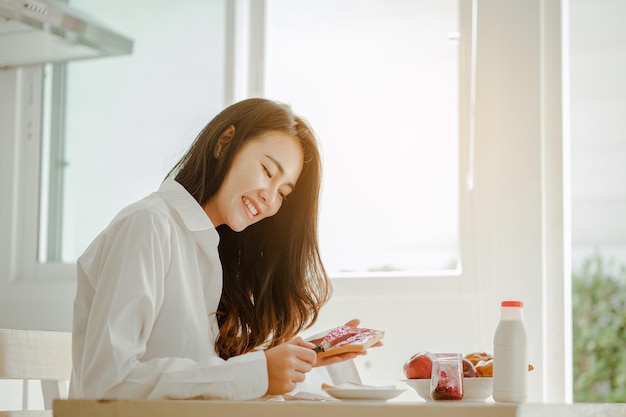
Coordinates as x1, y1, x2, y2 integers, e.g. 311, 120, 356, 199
158, 179, 216, 232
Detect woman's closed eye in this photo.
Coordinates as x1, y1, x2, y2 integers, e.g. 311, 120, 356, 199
262, 163, 288, 201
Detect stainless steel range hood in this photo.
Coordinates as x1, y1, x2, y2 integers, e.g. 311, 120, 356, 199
0, 0, 133, 68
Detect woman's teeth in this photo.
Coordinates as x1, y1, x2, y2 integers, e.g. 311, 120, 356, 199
243, 197, 258, 215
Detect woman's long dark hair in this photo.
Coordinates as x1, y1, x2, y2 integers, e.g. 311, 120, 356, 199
168, 98, 331, 359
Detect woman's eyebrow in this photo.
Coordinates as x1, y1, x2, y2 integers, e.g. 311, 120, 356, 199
265, 154, 295, 190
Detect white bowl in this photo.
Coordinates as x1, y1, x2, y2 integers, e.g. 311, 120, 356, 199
402, 377, 493, 402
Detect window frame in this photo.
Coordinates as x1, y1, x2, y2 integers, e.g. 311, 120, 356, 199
227, 0, 473, 283
13, 66, 75, 284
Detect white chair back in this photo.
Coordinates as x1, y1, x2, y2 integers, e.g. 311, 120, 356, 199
0, 328, 72, 417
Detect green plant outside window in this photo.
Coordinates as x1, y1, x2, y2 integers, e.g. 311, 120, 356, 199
572, 253, 626, 402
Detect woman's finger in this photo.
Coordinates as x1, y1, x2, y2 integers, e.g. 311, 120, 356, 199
344, 319, 360, 328
290, 336, 316, 350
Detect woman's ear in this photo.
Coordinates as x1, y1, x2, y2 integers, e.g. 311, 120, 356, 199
215, 125, 236, 158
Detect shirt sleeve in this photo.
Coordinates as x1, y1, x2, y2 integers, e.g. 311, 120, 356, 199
73, 208, 268, 400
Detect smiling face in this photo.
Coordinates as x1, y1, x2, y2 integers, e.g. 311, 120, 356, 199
204, 130, 304, 232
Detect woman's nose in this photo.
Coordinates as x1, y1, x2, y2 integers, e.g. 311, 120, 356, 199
260, 186, 279, 207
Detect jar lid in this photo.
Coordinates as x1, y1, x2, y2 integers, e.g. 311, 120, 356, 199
501, 300, 523, 307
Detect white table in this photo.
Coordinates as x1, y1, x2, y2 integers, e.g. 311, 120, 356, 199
52, 399, 626, 417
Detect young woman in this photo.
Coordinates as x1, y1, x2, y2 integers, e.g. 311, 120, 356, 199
69, 98, 359, 400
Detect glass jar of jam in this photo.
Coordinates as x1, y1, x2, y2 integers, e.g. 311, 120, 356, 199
430, 353, 464, 401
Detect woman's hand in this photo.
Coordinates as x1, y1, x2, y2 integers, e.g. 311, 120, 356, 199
264, 337, 317, 396
343, 318, 361, 328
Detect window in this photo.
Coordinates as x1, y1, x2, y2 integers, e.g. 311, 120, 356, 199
27, 0, 468, 284
262, 0, 461, 275
36, 0, 464, 278
37, 0, 227, 266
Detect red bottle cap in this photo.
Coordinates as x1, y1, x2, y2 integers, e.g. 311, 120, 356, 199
501, 300, 523, 307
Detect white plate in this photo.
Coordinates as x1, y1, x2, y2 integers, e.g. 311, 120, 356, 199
323, 387, 406, 401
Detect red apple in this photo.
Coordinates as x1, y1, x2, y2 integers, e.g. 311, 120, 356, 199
403, 351, 434, 379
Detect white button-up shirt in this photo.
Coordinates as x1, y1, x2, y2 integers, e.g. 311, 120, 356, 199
69, 179, 268, 400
